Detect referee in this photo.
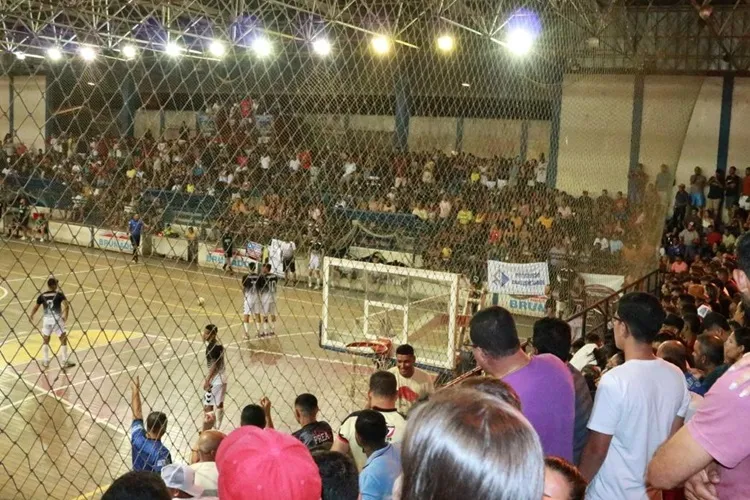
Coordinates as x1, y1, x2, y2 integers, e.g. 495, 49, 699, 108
128, 214, 146, 264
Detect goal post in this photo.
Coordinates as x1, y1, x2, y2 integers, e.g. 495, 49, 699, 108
321, 257, 461, 371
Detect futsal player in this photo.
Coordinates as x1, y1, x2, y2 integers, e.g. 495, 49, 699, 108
128, 214, 145, 263
241, 263, 262, 337
221, 228, 234, 274
308, 237, 323, 290
257, 263, 278, 337
202, 324, 226, 429
29, 277, 75, 369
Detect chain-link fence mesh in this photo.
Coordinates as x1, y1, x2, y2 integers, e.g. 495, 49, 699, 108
0, 1, 705, 498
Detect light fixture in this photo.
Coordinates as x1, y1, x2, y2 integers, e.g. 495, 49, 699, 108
371, 35, 391, 55
87, 81, 95, 86
252, 36, 272, 58
312, 38, 332, 56
436, 34, 455, 53
79, 45, 97, 61
461, 82, 470, 87
165, 42, 184, 57
506, 28, 534, 56
46, 47, 63, 61
14, 52, 26, 60
121, 44, 137, 60
208, 40, 226, 58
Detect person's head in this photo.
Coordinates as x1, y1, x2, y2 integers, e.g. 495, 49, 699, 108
682, 313, 701, 339
102, 471, 171, 500
354, 410, 388, 453
695, 166, 702, 174
202, 324, 218, 342
133, 213, 140, 221
146, 412, 168, 439
656, 340, 690, 373
197, 430, 225, 463
400, 389, 544, 500
693, 333, 725, 371
724, 327, 750, 364
584, 333, 602, 346
543, 457, 587, 500
531, 317, 572, 363
367, 370, 398, 408
456, 376, 521, 411
613, 292, 666, 350
262, 263, 272, 274
47, 277, 58, 291
734, 233, 750, 298
703, 312, 731, 340
661, 314, 685, 336
469, 307, 521, 370
652, 331, 677, 352
312, 451, 359, 500
240, 404, 266, 428
395, 344, 417, 378
216, 426, 322, 500
161, 464, 204, 498
294, 393, 319, 425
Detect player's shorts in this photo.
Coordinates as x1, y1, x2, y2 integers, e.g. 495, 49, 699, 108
260, 293, 277, 315
223, 247, 233, 259
20, 216, 30, 228
308, 254, 321, 271
203, 374, 227, 407
130, 234, 141, 247
41, 315, 65, 337
283, 256, 296, 273
243, 292, 260, 315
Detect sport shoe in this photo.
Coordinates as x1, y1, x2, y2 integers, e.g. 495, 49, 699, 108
41, 360, 49, 370
62, 361, 76, 369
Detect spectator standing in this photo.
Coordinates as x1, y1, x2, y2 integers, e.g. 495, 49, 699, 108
679, 222, 700, 262
690, 166, 707, 208
726, 165, 742, 210
656, 340, 703, 420
387, 344, 435, 412
292, 393, 334, 452
355, 410, 402, 500
313, 451, 359, 500
672, 184, 690, 224
579, 292, 689, 499
129, 376, 172, 473
693, 333, 729, 394
102, 471, 171, 500
655, 164, 673, 207
544, 457, 587, 500
469, 306, 575, 461
725, 327, 750, 364
160, 464, 207, 499
706, 170, 724, 215
189, 429, 224, 496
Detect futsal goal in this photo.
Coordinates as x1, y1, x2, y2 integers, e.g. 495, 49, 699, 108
320, 257, 461, 371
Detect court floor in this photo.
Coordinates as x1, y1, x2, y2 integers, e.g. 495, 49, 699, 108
0, 238, 536, 500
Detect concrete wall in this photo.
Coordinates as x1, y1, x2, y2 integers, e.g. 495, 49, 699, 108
463, 119, 523, 158
0, 78, 10, 138
0, 76, 46, 151
408, 116, 457, 153
728, 78, 750, 172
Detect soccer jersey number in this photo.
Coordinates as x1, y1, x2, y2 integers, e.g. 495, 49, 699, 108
267, 279, 276, 294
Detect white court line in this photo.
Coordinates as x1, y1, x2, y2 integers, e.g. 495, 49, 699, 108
0, 285, 7, 302
1, 264, 131, 284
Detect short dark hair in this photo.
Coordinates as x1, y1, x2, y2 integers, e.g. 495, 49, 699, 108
469, 306, 520, 357
240, 404, 266, 428
312, 451, 359, 500
355, 410, 388, 446
584, 333, 601, 344
369, 371, 397, 397
703, 312, 730, 334
733, 327, 750, 352
47, 277, 58, 288
544, 457, 587, 500
736, 233, 750, 278
662, 314, 685, 332
204, 324, 218, 336
653, 331, 677, 346
532, 317, 572, 362
146, 412, 168, 435
294, 393, 319, 416
616, 292, 666, 344
396, 344, 415, 357
683, 313, 702, 334
696, 333, 725, 367
102, 471, 170, 500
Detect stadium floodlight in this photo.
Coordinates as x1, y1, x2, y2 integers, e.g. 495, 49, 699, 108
208, 40, 226, 58
165, 42, 184, 57
461, 82, 470, 87
79, 46, 97, 61
506, 28, 534, 56
14, 52, 26, 60
46, 47, 63, 61
371, 35, 391, 55
121, 44, 137, 60
312, 38, 332, 57
252, 36, 272, 58
436, 34, 455, 53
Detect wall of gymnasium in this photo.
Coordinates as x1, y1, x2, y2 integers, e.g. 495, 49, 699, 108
0, 76, 47, 151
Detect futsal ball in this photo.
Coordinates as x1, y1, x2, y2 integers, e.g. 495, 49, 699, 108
198, 297, 205, 306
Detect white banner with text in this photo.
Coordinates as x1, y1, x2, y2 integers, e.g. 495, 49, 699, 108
488, 261, 549, 296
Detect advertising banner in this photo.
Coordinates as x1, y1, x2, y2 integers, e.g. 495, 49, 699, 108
198, 243, 259, 271
49, 222, 93, 247
488, 261, 549, 296
246, 241, 263, 261
94, 229, 138, 254
494, 294, 548, 318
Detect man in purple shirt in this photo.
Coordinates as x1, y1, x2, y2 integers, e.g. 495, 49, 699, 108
470, 306, 575, 461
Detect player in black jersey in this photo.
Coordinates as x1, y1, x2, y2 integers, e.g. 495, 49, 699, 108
202, 324, 226, 429
307, 238, 323, 290
256, 263, 278, 337
29, 277, 74, 369
220, 229, 234, 273
241, 263, 262, 338
292, 393, 333, 452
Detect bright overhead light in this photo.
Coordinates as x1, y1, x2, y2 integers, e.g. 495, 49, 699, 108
121, 44, 137, 60
46, 47, 63, 61
164, 42, 184, 57
79, 45, 97, 61
312, 38, 332, 56
506, 28, 534, 56
208, 40, 226, 58
87, 81, 95, 86
14, 52, 26, 60
371, 35, 391, 55
461, 82, 470, 87
436, 34, 455, 53
252, 36, 272, 58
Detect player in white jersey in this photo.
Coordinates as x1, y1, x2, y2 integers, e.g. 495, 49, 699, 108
308, 239, 323, 290
202, 324, 226, 429
257, 263, 278, 337
241, 263, 262, 337
29, 277, 75, 369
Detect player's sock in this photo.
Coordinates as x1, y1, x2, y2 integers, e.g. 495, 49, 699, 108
42, 344, 50, 365
270, 320, 276, 335
215, 408, 224, 429
308, 276, 312, 288
242, 321, 249, 336
316, 277, 321, 288
60, 345, 68, 364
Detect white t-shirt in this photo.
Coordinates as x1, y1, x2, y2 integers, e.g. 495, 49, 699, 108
536, 162, 548, 183
337, 408, 407, 470
594, 237, 609, 251
586, 358, 690, 500
260, 155, 271, 170
281, 241, 296, 259
343, 161, 357, 176
190, 461, 219, 496
570, 344, 598, 370
289, 158, 301, 172
439, 200, 452, 219
388, 367, 435, 413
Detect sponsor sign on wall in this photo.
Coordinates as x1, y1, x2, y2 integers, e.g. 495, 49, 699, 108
495, 294, 548, 318
49, 222, 92, 247
93, 229, 139, 254
488, 261, 549, 296
198, 243, 259, 270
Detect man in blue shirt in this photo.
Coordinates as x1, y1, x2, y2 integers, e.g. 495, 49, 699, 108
356, 410, 401, 500
130, 376, 171, 473
128, 214, 145, 264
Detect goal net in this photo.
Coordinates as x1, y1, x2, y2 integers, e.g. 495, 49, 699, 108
321, 257, 460, 371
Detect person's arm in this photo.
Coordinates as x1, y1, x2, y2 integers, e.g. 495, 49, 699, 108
29, 300, 40, 322
647, 425, 714, 490
330, 435, 351, 456
260, 397, 274, 429
131, 376, 143, 421
578, 430, 613, 482
578, 373, 621, 481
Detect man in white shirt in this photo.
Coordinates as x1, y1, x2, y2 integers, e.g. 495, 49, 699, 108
579, 292, 690, 500
388, 344, 435, 412
190, 429, 225, 497
342, 156, 357, 183
438, 196, 452, 220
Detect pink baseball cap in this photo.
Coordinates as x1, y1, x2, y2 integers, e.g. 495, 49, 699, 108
216, 426, 322, 500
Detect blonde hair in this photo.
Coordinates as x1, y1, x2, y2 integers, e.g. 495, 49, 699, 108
400, 389, 544, 500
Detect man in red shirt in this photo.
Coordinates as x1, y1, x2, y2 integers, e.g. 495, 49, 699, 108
706, 225, 723, 247
743, 167, 750, 197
